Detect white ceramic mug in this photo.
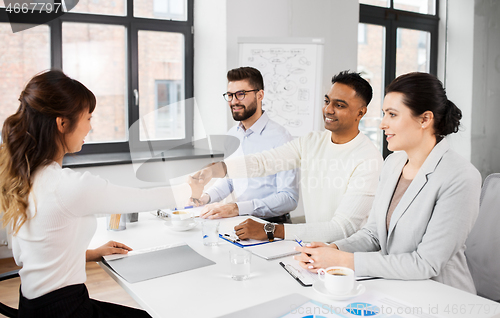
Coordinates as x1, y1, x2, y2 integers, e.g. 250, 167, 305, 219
168, 210, 193, 227
317, 266, 355, 295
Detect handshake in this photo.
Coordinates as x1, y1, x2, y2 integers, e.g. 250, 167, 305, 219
186, 160, 270, 240
187, 161, 228, 206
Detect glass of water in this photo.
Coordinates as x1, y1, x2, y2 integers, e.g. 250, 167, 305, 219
229, 248, 251, 281
202, 220, 220, 246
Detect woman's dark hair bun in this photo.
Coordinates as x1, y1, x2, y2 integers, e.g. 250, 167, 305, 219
438, 99, 462, 136
386, 72, 462, 137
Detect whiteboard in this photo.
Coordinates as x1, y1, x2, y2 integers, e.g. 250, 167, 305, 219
239, 37, 324, 137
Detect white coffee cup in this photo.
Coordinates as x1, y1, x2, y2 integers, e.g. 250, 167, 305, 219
317, 266, 355, 295
168, 210, 193, 227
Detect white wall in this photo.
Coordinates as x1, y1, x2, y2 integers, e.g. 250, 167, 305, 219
193, 0, 229, 139
226, 0, 359, 130
443, 0, 475, 161
441, 0, 500, 179
471, 0, 500, 179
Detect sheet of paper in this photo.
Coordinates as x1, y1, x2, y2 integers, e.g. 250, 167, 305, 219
247, 240, 301, 260
281, 258, 318, 286
103, 244, 215, 283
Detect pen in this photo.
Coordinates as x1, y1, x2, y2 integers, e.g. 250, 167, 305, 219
356, 276, 383, 282
173, 206, 194, 211
222, 233, 240, 243
294, 235, 303, 247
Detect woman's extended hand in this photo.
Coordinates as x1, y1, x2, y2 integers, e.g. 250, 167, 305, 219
188, 162, 227, 203
293, 242, 354, 273
86, 241, 133, 262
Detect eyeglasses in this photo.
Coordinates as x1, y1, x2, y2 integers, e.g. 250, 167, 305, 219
222, 89, 259, 102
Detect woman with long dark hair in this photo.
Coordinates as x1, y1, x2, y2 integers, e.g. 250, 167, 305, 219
0, 70, 194, 317
294, 72, 481, 293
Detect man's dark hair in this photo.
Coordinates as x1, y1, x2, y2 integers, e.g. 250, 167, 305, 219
227, 67, 264, 91
331, 71, 373, 106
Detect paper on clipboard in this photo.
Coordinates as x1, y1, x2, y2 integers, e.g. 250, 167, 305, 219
247, 240, 300, 260
219, 231, 277, 247
280, 259, 317, 286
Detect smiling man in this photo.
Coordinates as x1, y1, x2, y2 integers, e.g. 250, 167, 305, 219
195, 67, 299, 223
191, 71, 383, 243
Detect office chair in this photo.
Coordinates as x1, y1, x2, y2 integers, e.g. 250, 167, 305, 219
0, 268, 19, 317
465, 173, 500, 302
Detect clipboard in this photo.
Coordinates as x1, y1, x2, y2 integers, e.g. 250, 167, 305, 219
279, 262, 316, 287
219, 233, 280, 247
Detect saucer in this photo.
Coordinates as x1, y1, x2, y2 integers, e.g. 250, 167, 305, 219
313, 281, 366, 300
164, 219, 197, 231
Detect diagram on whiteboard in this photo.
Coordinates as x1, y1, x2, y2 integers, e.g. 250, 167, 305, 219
239, 40, 323, 136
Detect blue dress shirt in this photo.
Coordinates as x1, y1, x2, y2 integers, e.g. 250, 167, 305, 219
205, 112, 299, 218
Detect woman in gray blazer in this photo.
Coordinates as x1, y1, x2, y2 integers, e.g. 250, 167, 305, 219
295, 72, 481, 293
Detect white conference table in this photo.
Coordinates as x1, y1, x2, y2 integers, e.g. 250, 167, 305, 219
89, 213, 500, 318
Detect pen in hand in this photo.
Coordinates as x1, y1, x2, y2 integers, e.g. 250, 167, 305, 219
294, 235, 303, 247
294, 235, 313, 259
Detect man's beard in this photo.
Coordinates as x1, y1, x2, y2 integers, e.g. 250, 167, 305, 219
231, 98, 258, 121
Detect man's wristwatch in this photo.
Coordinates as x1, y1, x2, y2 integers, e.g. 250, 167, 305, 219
264, 222, 276, 242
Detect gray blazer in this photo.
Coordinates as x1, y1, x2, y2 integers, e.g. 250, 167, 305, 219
335, 139, 481, 293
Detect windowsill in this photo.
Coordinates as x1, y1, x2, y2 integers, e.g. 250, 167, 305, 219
62, 147, 225, 169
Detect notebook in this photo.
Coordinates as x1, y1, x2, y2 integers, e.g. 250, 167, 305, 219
246, 240, 301, 260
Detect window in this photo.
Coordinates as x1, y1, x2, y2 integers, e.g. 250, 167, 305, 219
394, 0, 436, 15
0, 23, 50, 130
135, 0, 187, 21
358, 23, 385, 152
138, 30, 185, 141
358, 23, 368, 45
359, 0, 390, 8
62, 22, 128, 143
395, 28, 431, 76
65, 0, 127, 16
0, 0, 194, 156
153, 80, 184, 140
358, 0, 438, 156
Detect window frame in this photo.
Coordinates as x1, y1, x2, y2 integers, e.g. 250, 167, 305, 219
359, 1, 439, 158
0, 0, 194, 156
